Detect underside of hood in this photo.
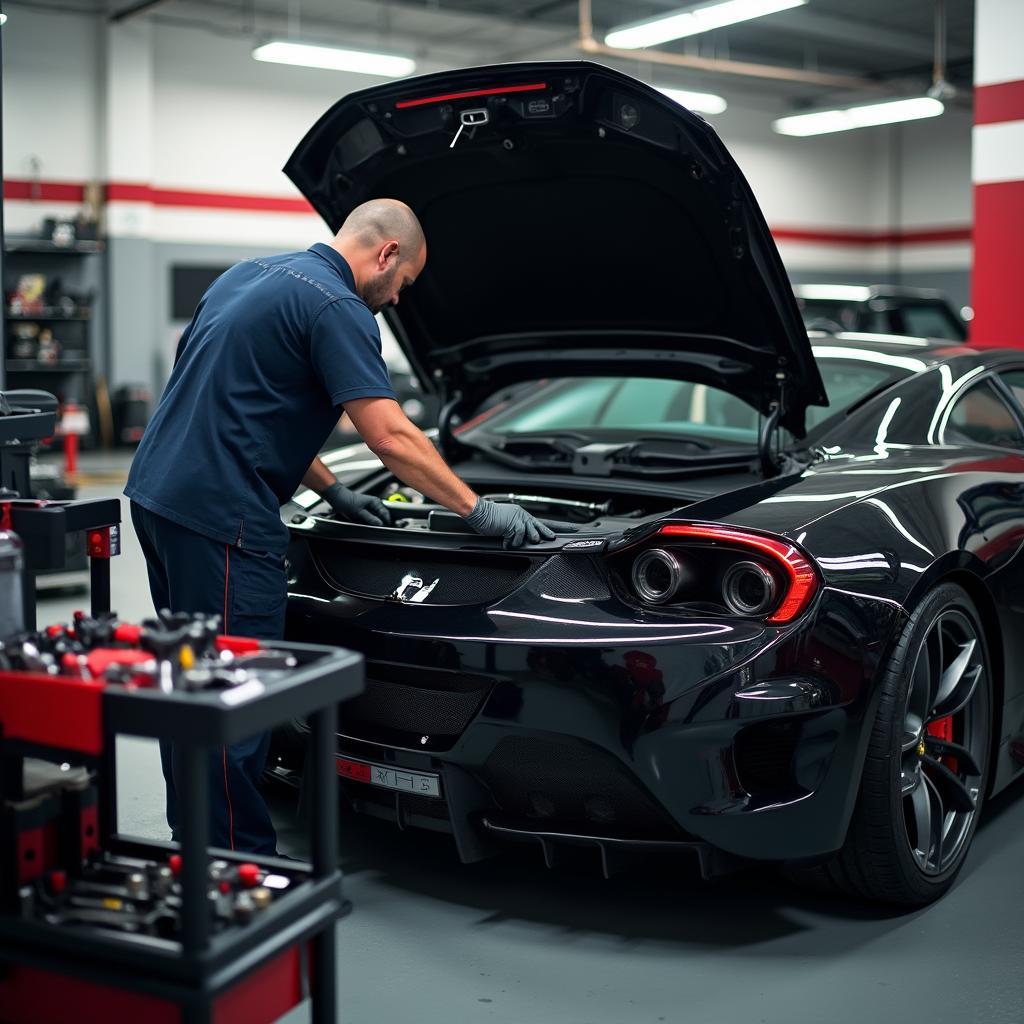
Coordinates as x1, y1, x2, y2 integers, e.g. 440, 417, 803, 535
285, 61, 826, 436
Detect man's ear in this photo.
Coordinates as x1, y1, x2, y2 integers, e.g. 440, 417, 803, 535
378, 240, 400, 269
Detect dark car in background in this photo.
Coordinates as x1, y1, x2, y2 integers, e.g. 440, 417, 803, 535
271, 61, 1024, 906
793, 284, 968, 340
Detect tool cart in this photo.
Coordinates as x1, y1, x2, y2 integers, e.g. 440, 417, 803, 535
0, 388, 362, 1023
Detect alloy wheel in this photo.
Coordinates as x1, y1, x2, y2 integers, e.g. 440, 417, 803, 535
900, 608, 987, 876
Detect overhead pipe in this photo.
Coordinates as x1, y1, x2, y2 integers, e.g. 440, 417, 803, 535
927, 0, 955, 100
576, 0, 885, 92
109, 0, 174, 24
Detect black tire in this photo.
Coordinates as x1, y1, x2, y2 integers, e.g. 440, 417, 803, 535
788, 582, 992, 905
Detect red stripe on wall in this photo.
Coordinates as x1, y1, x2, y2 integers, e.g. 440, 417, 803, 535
4, 178, 973, 248
771, 225, 972, 246
104, 182, 314, 213
971, 179, 1024, 347
975, 79, 1024, 126
3, 179, 86, 202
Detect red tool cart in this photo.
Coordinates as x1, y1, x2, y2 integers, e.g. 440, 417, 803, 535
0, 386, 361, 1021
0, 617, 362, 1023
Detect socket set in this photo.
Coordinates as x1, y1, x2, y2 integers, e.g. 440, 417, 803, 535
24, 849, 299, 936
0, 609, 299, 692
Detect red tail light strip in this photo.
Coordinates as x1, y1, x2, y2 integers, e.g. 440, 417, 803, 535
658, 524, 818, 624
395, 82, 547, 109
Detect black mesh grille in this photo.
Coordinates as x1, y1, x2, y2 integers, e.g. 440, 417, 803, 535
339, 662, 493, 750
733, 718, 801, 798
530, 554, 611, 601
309, 541, 538, 604
482, 737, 678, 838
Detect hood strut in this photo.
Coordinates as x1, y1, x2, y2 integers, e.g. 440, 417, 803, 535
758, 403, 782, 478
438, 393, 466, 462
758, 371, 788, 479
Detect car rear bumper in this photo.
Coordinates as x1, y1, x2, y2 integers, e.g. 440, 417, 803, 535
282, 586, 902, 863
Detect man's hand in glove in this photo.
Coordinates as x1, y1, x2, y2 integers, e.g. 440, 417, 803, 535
323, 482, 392, 527
464, 498, 577, 549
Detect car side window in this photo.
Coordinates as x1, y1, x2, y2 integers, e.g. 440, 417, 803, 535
899, 304, 962, 340
999, 370, 1024, 414
945, 379, 1024, 449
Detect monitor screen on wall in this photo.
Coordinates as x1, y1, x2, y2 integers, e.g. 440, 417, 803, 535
171, 265, 229, 321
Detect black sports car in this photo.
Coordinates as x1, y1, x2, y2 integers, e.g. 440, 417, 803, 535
275, 61, 1024, 905
792, 284, 969, 342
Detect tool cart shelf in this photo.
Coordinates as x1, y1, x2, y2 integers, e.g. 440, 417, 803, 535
0, 638, 363, 1024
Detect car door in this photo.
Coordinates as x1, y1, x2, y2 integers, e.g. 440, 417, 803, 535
958, 368, 1024, 768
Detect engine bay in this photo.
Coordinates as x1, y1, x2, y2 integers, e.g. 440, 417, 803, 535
369, 481, 676, 534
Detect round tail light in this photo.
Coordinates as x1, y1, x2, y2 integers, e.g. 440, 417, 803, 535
722, 561, 777, 616
632, 548, 686, 605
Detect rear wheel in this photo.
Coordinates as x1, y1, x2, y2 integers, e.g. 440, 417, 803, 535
789, 582, 991, 905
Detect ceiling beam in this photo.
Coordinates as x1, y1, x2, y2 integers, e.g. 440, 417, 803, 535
579, 36, 885, 90
576, 0, 884, 91
750, 8, 967, 61
109, 0, 174, 22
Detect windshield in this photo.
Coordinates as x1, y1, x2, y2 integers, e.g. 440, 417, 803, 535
465, 355, 911, 447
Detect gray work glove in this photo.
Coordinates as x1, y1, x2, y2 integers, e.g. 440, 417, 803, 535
464, 498, 576, 549
323, 482, 392, 527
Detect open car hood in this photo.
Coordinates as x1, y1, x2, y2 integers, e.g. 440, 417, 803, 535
285, 61, 826, 436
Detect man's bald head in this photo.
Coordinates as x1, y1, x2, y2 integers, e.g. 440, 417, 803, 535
332, 199, 426, 313
338, 199, 425, 256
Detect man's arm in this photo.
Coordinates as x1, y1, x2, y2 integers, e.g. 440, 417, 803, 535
341, 397, 478, 516
306, 397, 574, 547
301, 456, 339, 495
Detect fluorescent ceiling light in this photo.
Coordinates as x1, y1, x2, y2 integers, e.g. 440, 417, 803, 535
0, 13, 6, 24
794, 285, 872, 301
658, 86, 728, 115
605, 0, 806, 49
774, 97, 944, 137
252, 41, 415, 78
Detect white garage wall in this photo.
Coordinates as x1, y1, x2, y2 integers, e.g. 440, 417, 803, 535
4, 8, 103, 182
152, 25, 402, 200
4, 7, 103, 235
721, 104, 876, 229
3, 5, 975, 390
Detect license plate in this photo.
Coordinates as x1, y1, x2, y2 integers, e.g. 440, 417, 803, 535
336, 756, 442, 799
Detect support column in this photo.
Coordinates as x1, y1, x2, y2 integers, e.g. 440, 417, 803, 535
971, 0, 1024, 345
101, 20, 159, 389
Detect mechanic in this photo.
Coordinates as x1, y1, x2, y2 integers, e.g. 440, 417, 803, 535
125, 199, 568, 854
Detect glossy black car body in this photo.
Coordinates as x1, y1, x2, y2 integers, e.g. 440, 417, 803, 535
275, 62, 1024, 889
278, 337, 1024, 876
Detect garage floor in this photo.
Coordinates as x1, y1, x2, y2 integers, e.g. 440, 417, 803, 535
40, 457, 1024, 1024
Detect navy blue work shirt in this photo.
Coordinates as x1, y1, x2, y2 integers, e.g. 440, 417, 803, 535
125, 243, 396, 554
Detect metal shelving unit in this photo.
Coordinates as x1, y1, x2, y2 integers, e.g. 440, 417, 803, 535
4, 240, 104, 255
3, 239, 104, 445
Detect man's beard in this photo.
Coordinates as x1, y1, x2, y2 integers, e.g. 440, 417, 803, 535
361, 266, 399, 314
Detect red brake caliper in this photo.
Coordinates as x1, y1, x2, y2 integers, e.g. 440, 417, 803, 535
927, 715, 958, 773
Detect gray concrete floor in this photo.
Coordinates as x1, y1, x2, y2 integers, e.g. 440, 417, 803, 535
38, 454, 1024, 1024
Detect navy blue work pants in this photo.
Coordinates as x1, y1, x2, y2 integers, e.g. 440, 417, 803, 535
130, 501, 287, 854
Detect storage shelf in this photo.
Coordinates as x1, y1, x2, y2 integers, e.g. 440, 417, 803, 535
6, 311, 91, 322
4, 239, 104, 254
4, 241, 101, 446
6, 360, 91, 373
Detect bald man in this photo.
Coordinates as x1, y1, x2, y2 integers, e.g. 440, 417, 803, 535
126, 199, 561, 853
